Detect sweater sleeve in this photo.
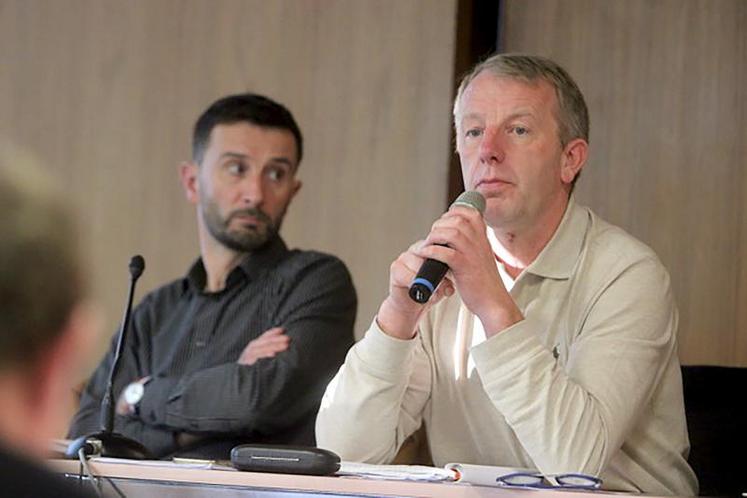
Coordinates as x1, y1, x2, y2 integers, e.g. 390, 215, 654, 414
316, 318, 432, 463
471, 256, 678, 476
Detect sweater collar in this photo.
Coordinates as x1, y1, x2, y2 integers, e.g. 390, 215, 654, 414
489, 196, 589, 281
523, 196, 588, 280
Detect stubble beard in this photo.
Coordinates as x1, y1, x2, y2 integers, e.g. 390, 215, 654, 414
201, 199, 285, 253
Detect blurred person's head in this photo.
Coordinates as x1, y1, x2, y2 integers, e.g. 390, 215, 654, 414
0, 141, 94, 457
181, 94, 303, 256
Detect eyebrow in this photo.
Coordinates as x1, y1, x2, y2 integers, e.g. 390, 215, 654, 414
219, 152, 295, 168
504, 111, 535, 121
459, 110, 536, 123
268, 157, 295, 168
219, 152, 248, 161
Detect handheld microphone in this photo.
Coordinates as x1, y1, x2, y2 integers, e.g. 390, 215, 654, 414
408, 191, 486, 304
66, 255, 154, 460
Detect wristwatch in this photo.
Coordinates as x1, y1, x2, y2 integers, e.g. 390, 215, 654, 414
123, 377, 151, 413
123, 382, 145, 405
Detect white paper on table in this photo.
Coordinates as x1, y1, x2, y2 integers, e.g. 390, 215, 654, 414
337, 461, 455, 482
91, 457, 235, 471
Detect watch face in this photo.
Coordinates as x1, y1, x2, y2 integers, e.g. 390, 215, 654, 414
124, 383, 145, 405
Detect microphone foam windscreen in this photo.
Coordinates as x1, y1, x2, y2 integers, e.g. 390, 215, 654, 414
451, 190, 486, 215
129, 255, 145, 278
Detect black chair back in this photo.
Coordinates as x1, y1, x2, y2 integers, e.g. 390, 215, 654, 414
681, 365, 747, 496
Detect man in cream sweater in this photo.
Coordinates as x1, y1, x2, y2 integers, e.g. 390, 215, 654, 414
316, 54, 697, 496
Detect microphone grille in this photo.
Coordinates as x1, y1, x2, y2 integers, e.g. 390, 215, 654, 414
451, 190, 486, 215
129, 255, 145, 279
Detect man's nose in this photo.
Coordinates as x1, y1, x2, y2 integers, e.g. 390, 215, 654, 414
240, 171, 264, 207
478, 127, 506, 164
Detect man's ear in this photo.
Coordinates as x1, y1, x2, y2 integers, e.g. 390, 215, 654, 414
179, 161, 200, 204
290, 178, 302, 200
560, 138, 588, 185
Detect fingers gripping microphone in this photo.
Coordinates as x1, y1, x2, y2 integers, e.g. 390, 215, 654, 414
408, 191, 486, 304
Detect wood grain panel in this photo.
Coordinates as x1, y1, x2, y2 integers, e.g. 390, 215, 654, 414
0, 0, 458, 373
735, 2, 747, 365
501, 0, 747, 365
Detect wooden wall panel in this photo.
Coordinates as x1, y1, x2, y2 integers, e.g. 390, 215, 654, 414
501, 0, 747, 365
737, 1, 747, 364
0, 0, 457, 372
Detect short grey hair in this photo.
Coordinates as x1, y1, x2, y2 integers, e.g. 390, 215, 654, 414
454, 53, 589, 147
0, 141, 83, 370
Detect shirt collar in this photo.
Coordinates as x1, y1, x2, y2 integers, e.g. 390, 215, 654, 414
184, 235, 290, 293
488, 196, 589, 281
524, 196, 589, 280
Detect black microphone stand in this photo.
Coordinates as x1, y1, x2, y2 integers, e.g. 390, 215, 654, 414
66, 255, 154, 459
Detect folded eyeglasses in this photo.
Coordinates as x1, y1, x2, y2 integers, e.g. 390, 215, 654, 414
496, 471, 602, 490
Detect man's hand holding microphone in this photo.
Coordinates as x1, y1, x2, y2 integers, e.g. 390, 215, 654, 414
376, 191, 523, 340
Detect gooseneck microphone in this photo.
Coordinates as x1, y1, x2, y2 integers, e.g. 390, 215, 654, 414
66, 255, 154, 460
408, 191, 486, 304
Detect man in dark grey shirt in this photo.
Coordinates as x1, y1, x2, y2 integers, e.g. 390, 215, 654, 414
68, 94, 356, 459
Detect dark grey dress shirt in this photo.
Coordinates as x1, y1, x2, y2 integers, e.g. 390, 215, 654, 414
68, 236, 356, 458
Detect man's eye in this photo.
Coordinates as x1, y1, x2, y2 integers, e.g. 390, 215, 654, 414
226, 162, 245, 175
511, 126, 529, 136
266, 168, 287, 182
465, 128, 483, 138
